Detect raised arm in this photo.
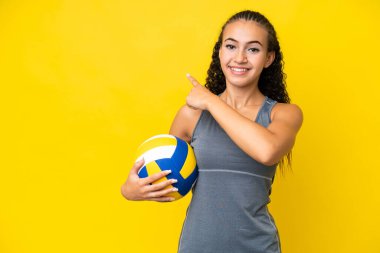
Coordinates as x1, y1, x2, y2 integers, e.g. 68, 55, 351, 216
185, 74, 303, 166
207, 98, 303, 165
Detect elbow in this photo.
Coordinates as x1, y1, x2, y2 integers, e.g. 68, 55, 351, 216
260, 156, 278, 166
256, 144, 279, 166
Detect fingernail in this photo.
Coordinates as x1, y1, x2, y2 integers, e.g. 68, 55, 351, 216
170, 198, 176, 201
172, 187, 178, 192
186, 73, 190, 77
171, 179, 178, 183
164, 170, 172, 174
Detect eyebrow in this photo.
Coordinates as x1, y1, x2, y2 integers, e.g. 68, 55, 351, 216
224, 38, 263, 46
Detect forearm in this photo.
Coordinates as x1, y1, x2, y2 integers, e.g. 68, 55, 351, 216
207, 95, 276, 165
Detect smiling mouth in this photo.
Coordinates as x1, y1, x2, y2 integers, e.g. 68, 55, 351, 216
228, 66, 251, 73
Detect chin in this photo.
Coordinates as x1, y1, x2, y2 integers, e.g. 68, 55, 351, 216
226, 78, 256, 88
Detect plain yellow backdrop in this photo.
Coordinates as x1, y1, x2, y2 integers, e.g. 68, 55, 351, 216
1, 0, 379, 252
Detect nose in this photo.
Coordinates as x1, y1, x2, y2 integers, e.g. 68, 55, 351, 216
234, 49, 248, 63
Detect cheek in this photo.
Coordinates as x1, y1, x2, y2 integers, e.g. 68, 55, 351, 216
258, 52, 270, 62
218, 50, 224, 63
219, 56, 229, 73
218, 49, 230, 65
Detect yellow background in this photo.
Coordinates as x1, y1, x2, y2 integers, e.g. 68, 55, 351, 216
1, 0, 379, 252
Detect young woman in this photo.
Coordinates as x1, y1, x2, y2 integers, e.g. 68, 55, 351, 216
121, 10, 303, 253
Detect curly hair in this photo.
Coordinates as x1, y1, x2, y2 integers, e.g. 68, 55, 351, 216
205, 10, 292, 175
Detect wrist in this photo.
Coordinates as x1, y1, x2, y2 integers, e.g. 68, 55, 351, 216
206, 94, 220, 111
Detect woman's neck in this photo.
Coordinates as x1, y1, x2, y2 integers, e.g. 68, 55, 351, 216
220, 85, 265, 109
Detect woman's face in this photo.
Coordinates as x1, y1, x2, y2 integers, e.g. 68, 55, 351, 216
219, 20, 274, 88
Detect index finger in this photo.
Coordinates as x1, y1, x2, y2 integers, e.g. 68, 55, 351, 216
186, 73, 200, 87
140, 169, 172, 185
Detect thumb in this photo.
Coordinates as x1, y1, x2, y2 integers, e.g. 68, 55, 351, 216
130, 157, 145, 175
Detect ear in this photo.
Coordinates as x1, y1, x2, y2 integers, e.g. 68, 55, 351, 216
264, 51, 275, 68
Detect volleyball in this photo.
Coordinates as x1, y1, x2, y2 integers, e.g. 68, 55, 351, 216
135, 134, 198, 201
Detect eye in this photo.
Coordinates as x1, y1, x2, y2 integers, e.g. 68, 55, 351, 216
248, 48, 260, 53
225, 44, 236, 50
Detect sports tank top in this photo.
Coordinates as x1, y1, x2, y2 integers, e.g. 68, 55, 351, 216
178, 95, 281, 253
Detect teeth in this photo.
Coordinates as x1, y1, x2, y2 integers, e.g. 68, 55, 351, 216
230, 67, 248, 72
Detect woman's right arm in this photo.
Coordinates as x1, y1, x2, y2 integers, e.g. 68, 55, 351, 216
120, 105, 198, 202
120, 158, 177, 202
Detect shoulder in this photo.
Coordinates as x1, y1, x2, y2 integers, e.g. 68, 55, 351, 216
169, 105, 203, 143
179, 104, 203, 119
271, 102, 303, 131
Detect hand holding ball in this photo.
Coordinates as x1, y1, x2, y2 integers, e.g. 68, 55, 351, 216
135, 134, 198, 201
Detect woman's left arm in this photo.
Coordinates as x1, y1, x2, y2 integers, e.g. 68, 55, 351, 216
185, 74, 303, 166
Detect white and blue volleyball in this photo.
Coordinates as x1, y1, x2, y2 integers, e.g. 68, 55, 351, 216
135, 134, 198, 200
